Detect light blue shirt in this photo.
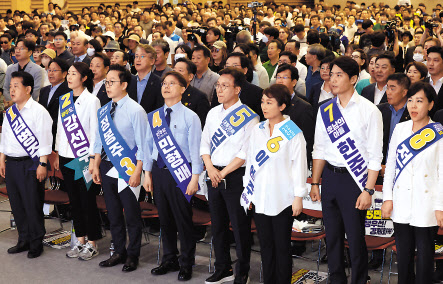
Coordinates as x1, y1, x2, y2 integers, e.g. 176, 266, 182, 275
136, 72, 151, 104
48, 82, 63, 103
143, 102, 203, 174
74, 53, 87, 62
94, 94, 148, 161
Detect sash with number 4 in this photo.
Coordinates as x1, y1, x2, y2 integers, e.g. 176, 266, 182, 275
148, 108, 196, 202
240, 119, 301, 212
394, 122, 443, 186
320, 97, 368, 191
59, 92, 93, 188
210, 104, 258, 155
5, 104, 40, 168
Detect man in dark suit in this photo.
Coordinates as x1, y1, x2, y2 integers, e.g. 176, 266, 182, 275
90, 52, 112, 106
211, 53, 264, 121
424, 46, 443, 116
126, 44, 163, 113
173, 57, 210, 127
38, 58, 71, 149
361, 53, 396, 105
67, 36, 92, 66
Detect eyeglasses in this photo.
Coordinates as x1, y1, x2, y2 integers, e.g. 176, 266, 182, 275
215, 83, 232, 91
276, 76, 291, 80
0, 41, 8, 44
104, 49, 115, 52
134, 55, 147, 60
15, 47, 28, 51
211, 48, 220, 53
278, 61, 290, 65
104, 80, 121, 86
161, 81, 180, 88
48, 69, 62, 73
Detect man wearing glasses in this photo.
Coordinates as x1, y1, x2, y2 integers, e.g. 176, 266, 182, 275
53, 31, 74, 62
0, 33, 13, 65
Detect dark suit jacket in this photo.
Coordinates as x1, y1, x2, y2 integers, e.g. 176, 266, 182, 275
404, 46, 415, 68
434, 109, 443, 125
38, 81, 71, 149
182, 86, 210, 127
211, 80, 264, 121
361, 83, 388, 105
377, 102, 410, 164
287, 95, 315, 165
96, 84, 111, 107
425, 77, 443, 116
308, 82, 324, 115
127, 73, 163, 114
67, 54, 92, 66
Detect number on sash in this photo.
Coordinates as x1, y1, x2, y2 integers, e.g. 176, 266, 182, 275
267, 136, 283, 153
7, 107, 16, 121
152, 111, 163, 128
324, 103, 334, 122
409, 128, 436, 150
61, 93, 71, 109
120, 157, 136, 176
230, 108, 252, 127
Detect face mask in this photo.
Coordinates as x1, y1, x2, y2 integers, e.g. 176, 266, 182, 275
174, 53, 186, 61
42, 57, 51, 67
262, 36, 268, 43
87, 48, 95, 57
11, 55, 17, 63
413, 53, 424, 62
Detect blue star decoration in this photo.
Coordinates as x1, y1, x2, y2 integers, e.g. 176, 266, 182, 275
65, 156, 93, 190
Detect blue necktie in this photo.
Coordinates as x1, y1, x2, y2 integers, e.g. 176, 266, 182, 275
156, 108, 172, 168
101, 102, 117, 160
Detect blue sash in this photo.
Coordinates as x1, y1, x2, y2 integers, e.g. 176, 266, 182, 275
394, 122, 443, 185
320, 97, 368, 190
5, 105, 40, 166
97, 101, 137, 184
148, 108, 194, 203
210, 104, 258, 154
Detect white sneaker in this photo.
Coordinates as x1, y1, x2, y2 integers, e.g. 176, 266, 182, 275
78, 242, 99, 261
66, 241, 85, 258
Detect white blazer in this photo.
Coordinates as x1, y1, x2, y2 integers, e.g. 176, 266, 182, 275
55, 89, 101, 158
383, 120, 443, 227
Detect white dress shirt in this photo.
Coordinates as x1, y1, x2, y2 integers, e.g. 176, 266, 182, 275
383, 120, 443, 227
374, 83, 387, 105
429, 76, 443, 95
55, 89, 101, 157
312, 91, 383, 171
0, 97, 53, 157
92, 79, 105, 97
254, 63, 270, 89
200, 100, 259, 166
357, 69, 371, 83
246, 116, 308, 216
296, 61, 308, 81
319, 82, 334, 102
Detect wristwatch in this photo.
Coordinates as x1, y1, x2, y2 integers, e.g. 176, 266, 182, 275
364, 187, 375, 195
39, 161, 47, 167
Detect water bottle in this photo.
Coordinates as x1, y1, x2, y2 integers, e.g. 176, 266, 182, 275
109, 240, 114, 257
10, 214, 16, 230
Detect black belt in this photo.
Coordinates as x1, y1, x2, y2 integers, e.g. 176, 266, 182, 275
6, 156, 31, 162
326, 162, 348, 174
214, 165, 224, 171
155, 161, 192, 169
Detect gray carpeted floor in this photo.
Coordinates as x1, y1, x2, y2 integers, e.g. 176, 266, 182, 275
0, 196, 397, 283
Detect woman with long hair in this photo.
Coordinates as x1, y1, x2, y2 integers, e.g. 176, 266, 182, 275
209, 41, 227, 73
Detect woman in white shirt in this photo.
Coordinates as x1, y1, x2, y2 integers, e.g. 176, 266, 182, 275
246, 84, 308, 284
351, 49, 370, 83
53, 62, 102, 261
382, 81, 443, 284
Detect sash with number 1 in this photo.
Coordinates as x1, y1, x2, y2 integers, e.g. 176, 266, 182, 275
240, 119, 301, 212
394, 122, 443, 186
210, 104, 258, 155
148, 108, 195, 202
320, 97, 368, 190
59, 92, 92, 188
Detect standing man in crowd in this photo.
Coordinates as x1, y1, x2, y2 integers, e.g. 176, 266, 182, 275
191, 45, 220, 103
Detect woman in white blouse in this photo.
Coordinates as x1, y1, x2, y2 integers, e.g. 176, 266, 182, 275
246, 84, 308, 284
382, 81, 443, 284
53, 62, 102, 261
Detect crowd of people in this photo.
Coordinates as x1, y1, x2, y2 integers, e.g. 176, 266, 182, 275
2, 0, 443, 283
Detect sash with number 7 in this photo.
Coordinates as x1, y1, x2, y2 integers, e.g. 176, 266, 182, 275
394, 122, 443, 186
320, 97, 369, 191
210, 104, 258, 155
240, 119, 301, 212
148, 107, 196, 202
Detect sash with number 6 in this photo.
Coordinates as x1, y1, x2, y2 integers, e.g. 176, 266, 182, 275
5, 104, 40, 168
394, 122, 443, 186
59, 92, 93, 188
240, 119, 301, 212
98, 102, 138, 185
320, 97, 368, 191
148, 108, 195, 202
210, 104, 258, 155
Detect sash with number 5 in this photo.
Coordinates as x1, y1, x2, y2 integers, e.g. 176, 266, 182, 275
210, 104, 258, 155
59, 92, 93, 189
98, 102, 138, 193
240, 119, 302, 212
394, 122, 443, 186
5, 104, 40, 169
320, 97, 368, 191
148, 108, 196, 202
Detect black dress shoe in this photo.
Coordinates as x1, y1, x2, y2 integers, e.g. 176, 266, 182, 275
99, 253, 127, 267
320, 253, 328, 264
27, 246, 43, 259
7, 242, 29, 254
178, 267, 192, 281
368, 257, 383, 270
151, 260, 180, 275
122, 256, 139, 272
234, 274, 250, 284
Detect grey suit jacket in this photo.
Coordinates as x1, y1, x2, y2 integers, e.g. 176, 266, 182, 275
3, 61, 45, 101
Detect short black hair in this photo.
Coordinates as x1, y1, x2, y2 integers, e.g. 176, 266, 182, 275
321, 55, 335, 67
247, 43, 259, 56
0, 33, 12, 41
307, 29, 320, 45
161, 71, 187, 88
330, 56, 359, 81
24, 29, 38, 37
54, 30, 67, 40
263, 26, 279, 39
279, 51, 297, 63
109, 64, 132, 85
263, 84, 291, 114
49, 57, 70, 73
427, 46, 443, 60
92, 52, 111, 67
362, 19, 374, 29
11, 71, 34, 95
406, 81, 437, 108
151, 39, 170, 54
88, 39, 104, 53
234, 43, 250, 55
293, 24, 304, 33
375, 52, 396, 68
387, 73, 411, 90
192, 45, 211, 58
226, 52, 254, 82
371, 31, 386, 48
15, 38, 35, 52
405, 61, 428, 80
174, 57, 197, 75
175, 44, 192, 59
276, 63, 299, 81
72, 62, 94, 92
269, 39, 283, 51
219, 67, 246, 88
207, 27, 221, 38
